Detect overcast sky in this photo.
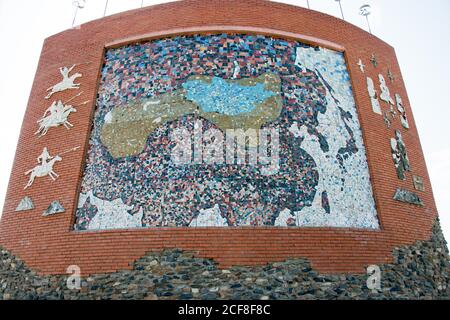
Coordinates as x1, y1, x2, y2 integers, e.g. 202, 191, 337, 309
0, 0, 449, 241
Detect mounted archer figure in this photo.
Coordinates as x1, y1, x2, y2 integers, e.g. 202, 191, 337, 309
24, 146, 80, 189
35, 92, 89, 137
45, 64, 83, 99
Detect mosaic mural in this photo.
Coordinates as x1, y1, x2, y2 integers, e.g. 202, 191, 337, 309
74, 34, 379, 230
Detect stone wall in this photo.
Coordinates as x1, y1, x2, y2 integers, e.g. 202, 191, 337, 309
1, 219, 449, 300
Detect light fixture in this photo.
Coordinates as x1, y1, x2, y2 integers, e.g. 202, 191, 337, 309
359, 4, 372, 34
72, 0, 86, 27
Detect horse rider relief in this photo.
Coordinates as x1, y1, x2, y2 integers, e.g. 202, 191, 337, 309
24, 63, 86, 189
35, 93, 89, 137
45, 64, 87, 99
24, 146, 80, 189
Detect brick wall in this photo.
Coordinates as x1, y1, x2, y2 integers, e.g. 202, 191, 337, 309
0, 0, 438, 275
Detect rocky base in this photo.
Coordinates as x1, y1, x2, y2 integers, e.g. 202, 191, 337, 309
1, 220, 450, 300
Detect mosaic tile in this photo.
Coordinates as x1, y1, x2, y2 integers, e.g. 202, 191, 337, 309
43, 200, 65, 216
393, 188, 424, 206
413, 175, 425, 192
77, 190, 142, 230
74, 34, 379, 230
390, 130, 410, 180
189, 204, 228, 227
395, 93, 409, 129
100, 73, 282, 158
367, 77, 381, 115
370, 53, 378, 68
357, 59, 365, 73
15, 196, 34, 212
387, 68, 394, 82
379, 74, 394, 105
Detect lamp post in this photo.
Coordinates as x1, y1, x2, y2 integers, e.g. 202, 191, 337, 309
141, 0, 144, 8
72, 0, 86, 27
359, 4, 372, 34
335, 0, 345, 20
306, 0, 310, 9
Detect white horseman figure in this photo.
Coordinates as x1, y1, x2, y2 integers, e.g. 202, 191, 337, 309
378, 74, 394, 105
45, 64, 82, 99
35, 94, 89, 137
24, 146, 80, 189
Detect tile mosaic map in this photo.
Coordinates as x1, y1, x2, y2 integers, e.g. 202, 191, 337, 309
74, 33, 379, 230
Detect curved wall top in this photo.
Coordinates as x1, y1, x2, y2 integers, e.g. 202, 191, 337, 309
0, 0, 438, 275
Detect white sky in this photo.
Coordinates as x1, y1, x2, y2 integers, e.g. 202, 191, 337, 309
0, 0, 449, 241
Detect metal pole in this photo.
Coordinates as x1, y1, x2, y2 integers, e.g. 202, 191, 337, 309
306, 0, 310, 9
103, 0, 109, 17
366, 15, 372, 34
71, 0, 85, 27
141, 0, 144, 8
338, 1, 345, 20
72, 6, 79, 27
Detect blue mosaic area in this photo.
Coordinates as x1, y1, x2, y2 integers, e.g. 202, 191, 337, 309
74, 34, 379, 230
183, 77, 276, 115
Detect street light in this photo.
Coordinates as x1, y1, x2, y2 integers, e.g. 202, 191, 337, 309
359, 4, 372, 34
335, 0, 345, 20
72, 0, 86, 27
306, 0, 310, 9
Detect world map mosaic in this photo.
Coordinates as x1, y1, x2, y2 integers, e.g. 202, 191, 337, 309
74, 33, 379, 230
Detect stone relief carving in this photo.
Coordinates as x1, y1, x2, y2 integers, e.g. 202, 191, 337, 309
379, 74, 394, 105
370, 53, 378, 68
25, 148, 61, 189
393, 188, 424, 206
35, 95, 89, 137
24, 146, 80, 189
383, 107, 398, 129
390, 130, 410, 180
42, 200, 65, 216
387, 69, 394, 82
413, 175, 425, 192
45, 64, 82, 99
367, 77, 381, 115
383, 111, 391, 128
15, 196, 34, 211
357, 59, 365, 73
395, 93, 409, 129
389, 104, 397, 118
